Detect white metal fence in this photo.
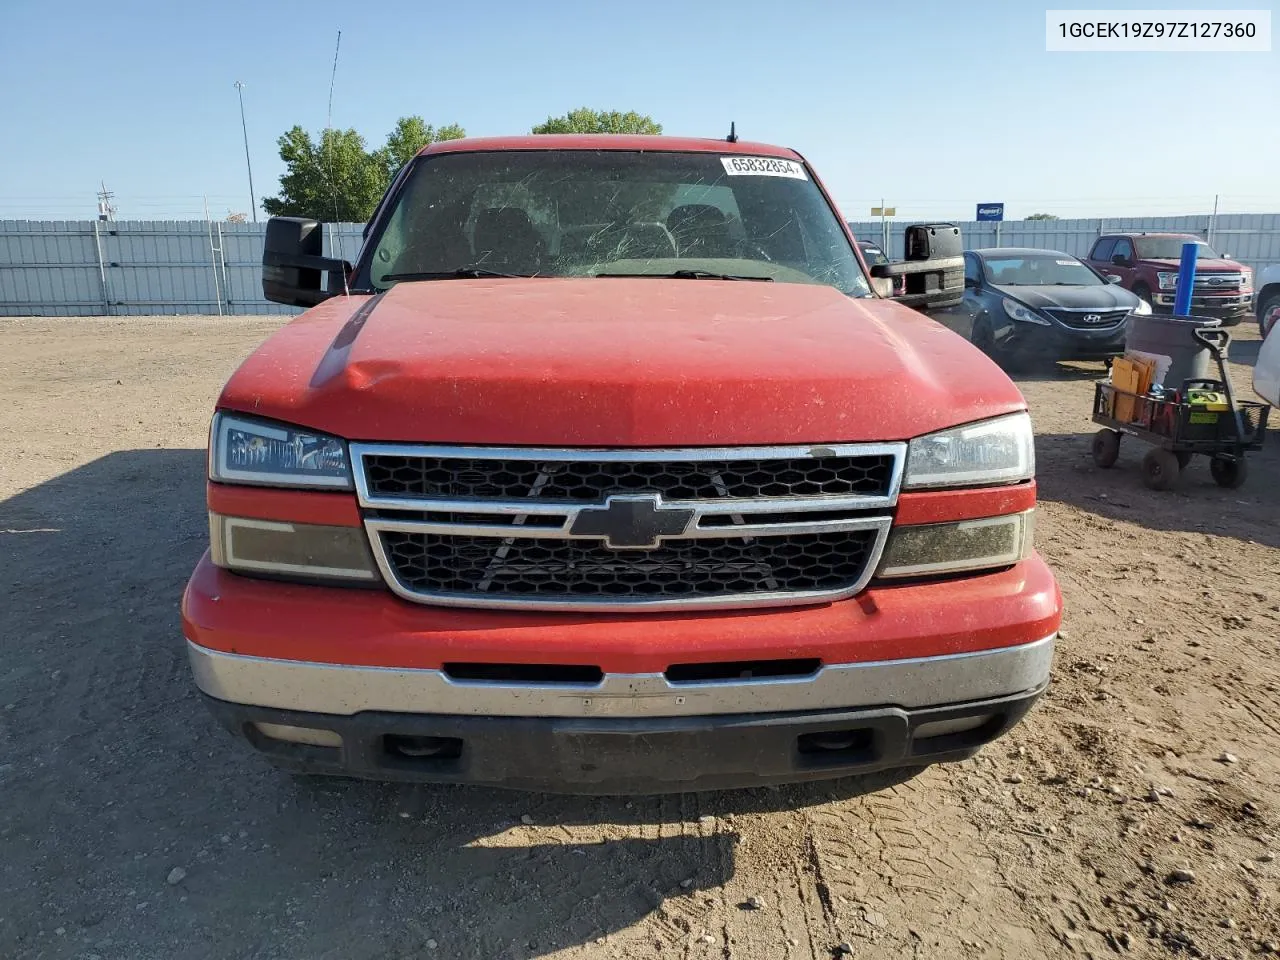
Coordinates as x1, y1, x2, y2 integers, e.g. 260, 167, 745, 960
2, 214, 1278, 317
846, 213, 1280, 279
0, 220, 363, 317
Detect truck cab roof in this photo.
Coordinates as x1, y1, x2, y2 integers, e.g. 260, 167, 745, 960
417, 135, 804, 160
1100, 231, 1199, 239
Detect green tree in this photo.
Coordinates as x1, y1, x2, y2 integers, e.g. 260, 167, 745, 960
263, 117, 466, 222
531, 108, 662, 135
261, 126, 382, 221
1024, 212, 1059, 220
374, 116, 466, 182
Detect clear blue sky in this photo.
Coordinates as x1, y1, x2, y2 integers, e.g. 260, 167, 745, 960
1, 0, 1276, 222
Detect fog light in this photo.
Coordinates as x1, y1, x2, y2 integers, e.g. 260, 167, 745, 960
914, 715, 990, 740
210, 513, 377, 582
878, 511, 1034, 579
253, 723, 342, 748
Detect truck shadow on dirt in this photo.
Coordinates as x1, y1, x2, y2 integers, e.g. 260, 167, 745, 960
0, 449, 919, 959
1000, 359, 1107, 384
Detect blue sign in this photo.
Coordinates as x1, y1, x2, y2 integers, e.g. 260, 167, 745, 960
976, 203, 1004, 221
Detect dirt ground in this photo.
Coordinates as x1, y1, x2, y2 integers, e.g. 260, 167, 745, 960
1, 316, 1277, 960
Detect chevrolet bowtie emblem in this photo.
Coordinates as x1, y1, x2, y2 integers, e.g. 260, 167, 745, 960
569, 495, 695, 549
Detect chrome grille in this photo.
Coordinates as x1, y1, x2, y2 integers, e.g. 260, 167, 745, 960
1044, 307, 1131, 329
1193, 273, 1243, 291
352, 443, 903, 611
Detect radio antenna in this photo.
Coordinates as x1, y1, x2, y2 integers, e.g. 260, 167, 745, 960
726, 121, 738, 143
324, 29, 350, 296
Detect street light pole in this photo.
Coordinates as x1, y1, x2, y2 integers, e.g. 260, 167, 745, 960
233, 80, 257, 222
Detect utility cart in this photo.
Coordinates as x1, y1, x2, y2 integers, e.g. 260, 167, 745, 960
1090, 328, 1269, 490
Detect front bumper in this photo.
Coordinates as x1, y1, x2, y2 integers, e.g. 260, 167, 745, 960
188, 632, 1054, 719
996, 321, 1127, 360
183, 551, 1058, 791
1152, 292, 1253, 317
200, 680, 1048, 794
181, 552, 1061, 672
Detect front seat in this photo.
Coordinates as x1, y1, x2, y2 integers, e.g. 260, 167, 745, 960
666, 204, 734, 258
614, 222, 677, 261
473, 208, 546, 274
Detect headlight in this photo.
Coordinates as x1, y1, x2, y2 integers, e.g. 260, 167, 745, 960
878, 510, 1035, 579
209, 513, 378, 582
1134, 299, 1152, 315
904, 412, 1035, 489
1157, 272, 1179, 291
1241, 272, 1253, 291
210, 412, 352, 489
1002, 299, 1050, 325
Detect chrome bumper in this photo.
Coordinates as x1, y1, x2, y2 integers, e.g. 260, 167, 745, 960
1153, 292, 1252, 309
188, 634, 1054, 719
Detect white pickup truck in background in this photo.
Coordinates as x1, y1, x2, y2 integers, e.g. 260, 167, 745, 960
1257, 264, 1280, 339
1253, 265, 1280, 407
1255, 320, 1280, 407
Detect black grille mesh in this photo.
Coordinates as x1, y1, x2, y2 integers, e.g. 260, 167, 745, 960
381, 530, 878, 599
363, 454, 894, 502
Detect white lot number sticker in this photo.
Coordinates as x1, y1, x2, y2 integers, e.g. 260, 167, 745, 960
721, 156, 808, 180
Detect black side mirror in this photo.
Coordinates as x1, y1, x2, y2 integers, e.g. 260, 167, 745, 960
1111, 253, 1130, 267
963, 276, 978, 289
262, 217, 351, 307
871, 223, 965, 311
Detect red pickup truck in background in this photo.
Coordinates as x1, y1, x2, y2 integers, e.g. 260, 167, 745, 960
181, 135, 1060, 794
1084, 232, 1254, 326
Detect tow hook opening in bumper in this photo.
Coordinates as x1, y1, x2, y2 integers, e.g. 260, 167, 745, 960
796, 727, 876, 763
383, 734, 465, 771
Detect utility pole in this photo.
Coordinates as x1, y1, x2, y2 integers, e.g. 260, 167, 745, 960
870, 199, 896, 255
96, 182, 116, 221
233, 80, 257, 222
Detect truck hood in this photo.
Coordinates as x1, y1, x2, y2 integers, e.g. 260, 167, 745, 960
218, 279, 1026, 445
1137, 257, 1244, 273
992, 283, 1140, 311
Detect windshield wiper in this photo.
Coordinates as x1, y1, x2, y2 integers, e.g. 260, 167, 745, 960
380, 267, 535, 282
597, 269, 773, 282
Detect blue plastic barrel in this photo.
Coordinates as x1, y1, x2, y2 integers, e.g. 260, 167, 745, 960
1173, 241, 1198, 317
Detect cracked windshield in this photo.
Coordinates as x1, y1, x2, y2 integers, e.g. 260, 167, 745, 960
363, 150, 871, 296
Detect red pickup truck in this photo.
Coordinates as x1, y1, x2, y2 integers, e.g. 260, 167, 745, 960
1084, 232, 1254, 325
182, 135, 1060, 794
